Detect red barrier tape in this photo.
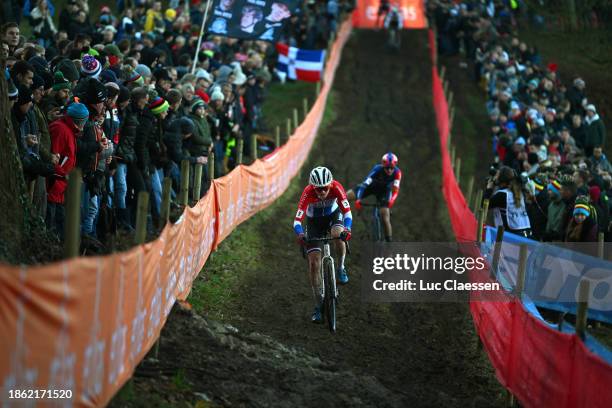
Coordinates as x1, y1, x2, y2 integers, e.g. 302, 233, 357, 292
429, 29, 612, 408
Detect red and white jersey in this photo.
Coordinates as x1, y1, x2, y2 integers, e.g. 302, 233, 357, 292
293, 180, 352, 233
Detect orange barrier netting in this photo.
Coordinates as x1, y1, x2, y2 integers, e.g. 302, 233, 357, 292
0, 20, 352, 408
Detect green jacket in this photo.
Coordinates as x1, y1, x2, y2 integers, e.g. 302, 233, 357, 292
546, 198, 566, 240
187, 113, 212, 156
33, 104, 52, 162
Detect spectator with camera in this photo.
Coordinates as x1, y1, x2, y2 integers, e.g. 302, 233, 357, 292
485, 166, 532, 238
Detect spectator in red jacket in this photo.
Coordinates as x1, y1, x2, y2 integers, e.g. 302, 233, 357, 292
46, 102, 89, 238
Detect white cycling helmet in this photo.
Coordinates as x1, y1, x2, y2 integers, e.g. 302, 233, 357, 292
309, 166, 333, 187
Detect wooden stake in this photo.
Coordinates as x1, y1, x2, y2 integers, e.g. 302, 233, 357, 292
455, 157, 461, 184
466, 176, 474, 208
179, 160, 190, 207
478, 199, 489, 243
293, 108, 299, 129
575, 279, 590, 340
450, 106, 455, 129
515, 244, 528, 296
491, 226, 505, 279
134, 191, 149, 245
316, 82, 321, 96
250, 134, 257, 160
597, 232, 604, 259
473, 189, 483, 214
439, 65, 446, 82
303, 97, 308, 120
286, 118, 292, 138
64, 168, 82, 259
447, 91, 454, 110
193, 163, 203, 202
443, 80, 449, 98
450, 146, 456, 169
275, 125, 281, 149
208, 151, 215, 181
160, 177, 172, 228
236, 138, 243, 165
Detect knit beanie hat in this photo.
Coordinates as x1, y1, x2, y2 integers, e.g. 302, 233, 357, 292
191, 96, 206, 113
195, 89, 210, 103
81, 54, 102, 79
8, 79, 19, 101
573, 196, 591, 217
149, 96, 169, 115
80, 78, 108, 105
99, 68, 119, 84
125, 71, 144, 86
210, 87, 224, 102
117, 85, 131, 104
31, 74, 45, 90
55, 59, 80, 83
67, 102, 89, 127
532, 175, 546, 193
178, 117, 196, 135
17, 85, 32, 106
165, 88, 182, 106
104, 44, 123, 59
548, 178, 562, 197
135, 64, 152, 79
52, 71, 71, 91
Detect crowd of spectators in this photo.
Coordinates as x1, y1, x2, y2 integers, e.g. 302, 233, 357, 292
429, 0, 610, 243
1, 0, 346, 249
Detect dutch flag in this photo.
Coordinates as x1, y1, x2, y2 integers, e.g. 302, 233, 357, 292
276, 43, 326, 83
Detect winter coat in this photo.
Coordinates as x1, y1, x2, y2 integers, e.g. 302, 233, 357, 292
545, 197, 566, 241
115, 105, 138, 164
48, 116, 79, 204
163, 127, 197, 166
565, 216, 598, 242
133, 105, 155, 173
187, 113, 212, 157
584, 114, 606, 149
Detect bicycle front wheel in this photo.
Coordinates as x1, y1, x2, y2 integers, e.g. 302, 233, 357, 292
372, 208, 383, 242
323, 258, 337, 333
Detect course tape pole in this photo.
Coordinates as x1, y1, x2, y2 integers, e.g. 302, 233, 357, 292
0, 20, 353, 408
428, 29, 612, 408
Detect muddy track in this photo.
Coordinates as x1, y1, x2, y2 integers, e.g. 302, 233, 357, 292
111, 30, 504, 407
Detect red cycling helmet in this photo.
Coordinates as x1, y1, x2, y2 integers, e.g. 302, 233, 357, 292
381, 152, 398, 168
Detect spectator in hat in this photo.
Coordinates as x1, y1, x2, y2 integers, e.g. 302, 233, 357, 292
80, 54, 102, 79
164, 117, 207, 177
565, 196, 598, 242
146, 94, 171, 224
187, 96, 213, 160
40, 71, 71, 122
47, 102, 89, 238
566, 77, 587, 116
583, 104, 606, 157
544, 178, 565, 241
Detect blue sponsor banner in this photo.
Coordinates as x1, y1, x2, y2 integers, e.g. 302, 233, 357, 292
482, 226, 612, 324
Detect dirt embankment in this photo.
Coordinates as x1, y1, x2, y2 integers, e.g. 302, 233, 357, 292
110, 30, 504, 408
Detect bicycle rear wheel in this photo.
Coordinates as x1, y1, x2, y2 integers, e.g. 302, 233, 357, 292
323, 258, 337, 333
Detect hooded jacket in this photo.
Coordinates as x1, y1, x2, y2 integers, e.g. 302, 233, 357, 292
48, 116, 79, 203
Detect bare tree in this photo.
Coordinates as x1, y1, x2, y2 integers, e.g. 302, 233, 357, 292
0, 60, 31, 259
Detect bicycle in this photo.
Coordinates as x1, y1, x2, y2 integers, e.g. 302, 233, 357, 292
303, 236, 350, 333
360, 200, 385, 242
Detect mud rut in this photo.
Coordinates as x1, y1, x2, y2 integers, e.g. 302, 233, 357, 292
113, 30, 504, 407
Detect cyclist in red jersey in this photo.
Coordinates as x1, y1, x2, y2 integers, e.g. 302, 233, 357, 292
294, 166, 352, 323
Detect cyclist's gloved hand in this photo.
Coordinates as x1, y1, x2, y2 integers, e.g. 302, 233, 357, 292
297, 233, 307, 247
340, 229, 351, 242
355, 199, 362, 211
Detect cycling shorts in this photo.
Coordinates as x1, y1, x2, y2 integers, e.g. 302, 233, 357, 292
356, 183, 392, 207
305, 209, 344, 253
